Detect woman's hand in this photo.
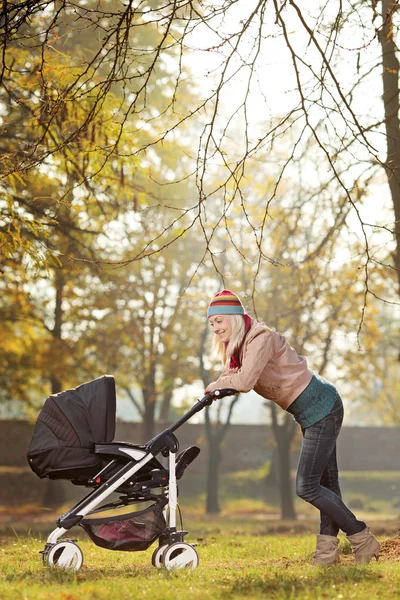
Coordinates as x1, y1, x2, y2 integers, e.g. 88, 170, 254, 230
205, 381, 218, 394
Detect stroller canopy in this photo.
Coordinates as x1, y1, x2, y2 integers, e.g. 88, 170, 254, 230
27, 375, 116, 480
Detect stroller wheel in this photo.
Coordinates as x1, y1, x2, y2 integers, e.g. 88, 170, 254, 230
151, 544, 168, 568
162, 542, 199, 570
43, 540, 84, 571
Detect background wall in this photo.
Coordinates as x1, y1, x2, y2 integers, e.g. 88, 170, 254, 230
1, 420, 400, 507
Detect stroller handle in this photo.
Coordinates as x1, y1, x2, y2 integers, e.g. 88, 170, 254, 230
146, 388, 238, 455
168, 388, 238, 434
201, 388, 239, 405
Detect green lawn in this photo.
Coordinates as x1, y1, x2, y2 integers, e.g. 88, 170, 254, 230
1, 516, 400, 599
2, 468, 400, 598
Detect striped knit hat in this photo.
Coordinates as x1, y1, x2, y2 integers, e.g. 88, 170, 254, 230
207, 289, 245, 317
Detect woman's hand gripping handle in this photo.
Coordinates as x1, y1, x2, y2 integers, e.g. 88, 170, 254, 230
200, 388, 238, 406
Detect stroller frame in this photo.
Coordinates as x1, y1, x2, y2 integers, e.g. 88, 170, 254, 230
39, 387, 237, 571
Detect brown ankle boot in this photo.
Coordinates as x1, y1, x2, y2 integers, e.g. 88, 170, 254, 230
312, 534, 340, 566
347, 527, 380, 564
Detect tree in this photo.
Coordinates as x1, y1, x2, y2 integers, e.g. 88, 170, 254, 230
268, 403, 297, 520
71, 230, 206, 439
197, 147, 386, 517
197, 319, 241, 514
0, 0, 204, 411
0, 259, 49, 409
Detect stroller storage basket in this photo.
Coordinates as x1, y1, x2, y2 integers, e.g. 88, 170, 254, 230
80, 497, 168, 551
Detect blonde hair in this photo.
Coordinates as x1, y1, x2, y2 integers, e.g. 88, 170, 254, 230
211, 314, 246, 367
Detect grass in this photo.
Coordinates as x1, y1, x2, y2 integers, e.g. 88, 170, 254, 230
2, 468, 400, 598
1, 515, 400, 599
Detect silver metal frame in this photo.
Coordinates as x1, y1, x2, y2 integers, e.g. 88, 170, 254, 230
46, 451, 156, 544
46, 449, 178, 545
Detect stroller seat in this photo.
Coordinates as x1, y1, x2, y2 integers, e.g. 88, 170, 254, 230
95, 441, 150, 460
94, 442, 200, 479
175, 446, 200, 479
94, 442, 200, 482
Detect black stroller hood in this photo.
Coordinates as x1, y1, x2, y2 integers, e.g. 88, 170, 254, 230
27, 375, 116, 480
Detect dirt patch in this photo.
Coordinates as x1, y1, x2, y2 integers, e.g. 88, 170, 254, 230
339, 536, 400, 563
379, 537, 400, 560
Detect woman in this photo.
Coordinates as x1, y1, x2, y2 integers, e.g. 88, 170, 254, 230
205, 289, 380, 566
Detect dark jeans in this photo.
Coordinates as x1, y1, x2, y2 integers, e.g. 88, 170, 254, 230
296, 394, 366, 536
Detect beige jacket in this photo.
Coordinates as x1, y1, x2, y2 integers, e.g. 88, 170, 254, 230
208, 320, 313, 410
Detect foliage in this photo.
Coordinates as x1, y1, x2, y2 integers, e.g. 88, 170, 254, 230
0, 0, 198, 269
1, 0, 399, 315
0, 0, 205, 413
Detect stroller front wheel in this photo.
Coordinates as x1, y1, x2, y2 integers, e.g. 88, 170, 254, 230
151, 544, 168, 568
43, 540, 84, 571
162, 542, 199, 570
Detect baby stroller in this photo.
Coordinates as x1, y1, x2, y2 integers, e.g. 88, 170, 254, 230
27, 375, 236, 571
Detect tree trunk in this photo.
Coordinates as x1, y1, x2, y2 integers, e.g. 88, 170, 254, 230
206, 436, 221, 514
158, 386, 173, 426
269, 403, 297, 520
380, 0, 400, 307
142, 388, 156, 440
141, 333, 158, 439
44, 269, 65, 507
43, 479, 65, 508
265, 447, 279, 485
276, 428, 296, 520
199, 321, 240, 514
50, 269, 64, 394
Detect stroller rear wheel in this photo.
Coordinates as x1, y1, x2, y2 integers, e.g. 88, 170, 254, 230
162, 542, 199, 570
43, 540, 84, 571
151, 544, 168, 568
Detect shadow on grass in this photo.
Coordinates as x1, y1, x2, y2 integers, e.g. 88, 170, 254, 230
2, 563, 152, 584
220, 565, 380, 597
3, 562, 380, 588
